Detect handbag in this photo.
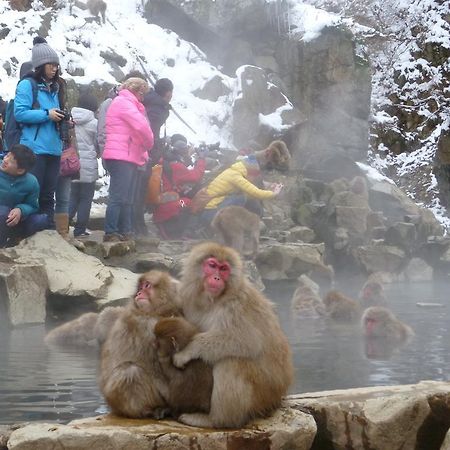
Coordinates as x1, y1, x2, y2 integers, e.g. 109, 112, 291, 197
59, 125, 80, 178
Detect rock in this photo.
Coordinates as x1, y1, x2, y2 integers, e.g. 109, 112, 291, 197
286, 226, 316, 243
7, 407, 316, 450
384, 222, 417, 250
134, 253, 176, 272
402, 257, 433, 282
96, 267, 140, 308
0, 261, 48, 326
353, 243, 406, 274
102, 240, 136, 258
1, 232, 138, 308
289, 381, 450, 450
255, 242, 325, 280
442, 428, 450, 450
192, 74, 232, 101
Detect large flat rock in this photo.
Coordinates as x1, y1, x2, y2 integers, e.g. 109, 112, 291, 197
7, 407, 316, 450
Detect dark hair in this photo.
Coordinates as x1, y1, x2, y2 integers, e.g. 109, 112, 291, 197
78, 93, 98, 112
32, 66, 67, 109
170, 134, 187, 145
10, 144, 36, 172
154, 78, 173, 96
122, 70, 146, 82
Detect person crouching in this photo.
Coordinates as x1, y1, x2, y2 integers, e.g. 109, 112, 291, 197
0, 144, 48, 247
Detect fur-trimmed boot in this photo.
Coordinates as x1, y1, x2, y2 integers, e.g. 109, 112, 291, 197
55, 212, 85, 251
54, 213, 69, 240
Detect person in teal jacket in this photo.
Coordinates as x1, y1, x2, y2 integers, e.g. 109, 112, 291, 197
14, 38, 67, 226
0, 144, 48, 247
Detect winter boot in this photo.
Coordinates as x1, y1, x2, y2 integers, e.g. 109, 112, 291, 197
54, 213, 69, 240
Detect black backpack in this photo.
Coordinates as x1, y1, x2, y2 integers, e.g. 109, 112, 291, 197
3, 76, 39, 152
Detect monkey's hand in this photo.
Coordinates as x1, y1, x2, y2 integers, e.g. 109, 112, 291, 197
173, 349, 193, 369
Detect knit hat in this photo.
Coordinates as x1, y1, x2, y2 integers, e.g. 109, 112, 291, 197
172, 140, 189, 155
31, 39, 59, 69
243, 155, 261, 177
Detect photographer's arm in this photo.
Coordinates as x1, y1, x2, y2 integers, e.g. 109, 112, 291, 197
14, 80, 48, 124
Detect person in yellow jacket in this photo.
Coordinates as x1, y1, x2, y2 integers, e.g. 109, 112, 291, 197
200, 155, 283, 225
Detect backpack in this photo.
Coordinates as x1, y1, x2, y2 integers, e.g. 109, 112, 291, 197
3, 77, 39, 152
146, 163, 179, 205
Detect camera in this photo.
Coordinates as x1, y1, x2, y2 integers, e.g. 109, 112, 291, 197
56, 109, 73, 146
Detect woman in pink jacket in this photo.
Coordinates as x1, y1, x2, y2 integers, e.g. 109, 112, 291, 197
102, 77, 154, 242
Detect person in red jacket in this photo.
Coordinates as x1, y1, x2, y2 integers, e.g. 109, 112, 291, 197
152, 136, 206, 239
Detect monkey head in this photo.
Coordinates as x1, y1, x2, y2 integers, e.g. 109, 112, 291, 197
362, 306, 393, 337
181, 242, 243, 299
154, 317, 198, 355
134, 270, 180, 316
362, 281, 383, 300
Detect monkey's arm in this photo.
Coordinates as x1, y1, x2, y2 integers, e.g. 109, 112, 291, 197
173, 326, 263, 368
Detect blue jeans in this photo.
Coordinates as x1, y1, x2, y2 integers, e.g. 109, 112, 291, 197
69, 182, 96, 236
30, 154, 61, 225
0, 205, 48, 247
55, 175, 72, 214
103, 159, 138, 235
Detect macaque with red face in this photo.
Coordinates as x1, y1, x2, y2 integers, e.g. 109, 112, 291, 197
99, 270, 180, 419
358, 280, 387, 309
172, 242, 293, 428
154, 317, 213, 416
362, 306, 414, 342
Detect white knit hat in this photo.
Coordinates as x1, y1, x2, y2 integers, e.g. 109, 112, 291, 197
31, 42, 59, 69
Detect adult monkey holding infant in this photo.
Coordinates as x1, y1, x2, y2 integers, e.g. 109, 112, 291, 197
169, 242, 294, 428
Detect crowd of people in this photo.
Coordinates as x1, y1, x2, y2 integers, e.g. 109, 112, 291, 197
0, 37, 284, 248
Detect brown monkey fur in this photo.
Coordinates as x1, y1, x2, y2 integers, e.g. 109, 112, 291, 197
211, 205, 260, 258
99, 270, 181, 419
323, 290, 360, 322
291, 285, 326, 318
254, 140, 291, 172
362, 306, 414, 342
358, 280, 387, 309
154, 317, 213, 416
44, 312, 99, 347
172, 242, 294, 428
44, 306, 124, 348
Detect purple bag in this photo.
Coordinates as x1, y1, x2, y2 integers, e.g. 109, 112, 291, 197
60, 145, 80, 177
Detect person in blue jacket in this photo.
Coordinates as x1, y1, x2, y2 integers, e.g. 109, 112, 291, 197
0, 144, 48, 247
14, 38, 67, 227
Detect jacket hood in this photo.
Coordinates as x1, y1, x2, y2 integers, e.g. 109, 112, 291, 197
71, 107, 95, 125
143, 90, 167, 108
230, 160, 248, 177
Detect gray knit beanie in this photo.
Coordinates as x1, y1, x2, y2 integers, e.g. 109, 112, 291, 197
31, 42, 59, 69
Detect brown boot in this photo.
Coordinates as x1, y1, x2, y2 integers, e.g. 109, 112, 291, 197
54, 213, 69, 240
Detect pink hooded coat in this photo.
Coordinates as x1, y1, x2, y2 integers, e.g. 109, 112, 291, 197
102, 89, 154, 166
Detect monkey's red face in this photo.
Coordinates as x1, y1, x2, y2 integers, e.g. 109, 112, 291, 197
364, 317, 377, 335
202, 257, 231, 298
135, 280, 154, 312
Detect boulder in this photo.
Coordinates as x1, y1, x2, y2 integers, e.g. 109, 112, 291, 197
402, 257, 433, 282
0, 260, 48, 326
289, 381, 450, 450
7, 407, 317, 450
255, 242, 325, 280
384, 222, 417, 250
352, 244, 406, 274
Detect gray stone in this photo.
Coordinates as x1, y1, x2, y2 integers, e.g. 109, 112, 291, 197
353, 244, 406, 274
286, 226, 316, 243
7, 407, 316, 450
384, 222, 417, 249
402, 257, 433, 282
0, 262, 47, 326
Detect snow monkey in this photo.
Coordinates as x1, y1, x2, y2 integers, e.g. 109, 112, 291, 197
362, 306, 414, 342
254, 140, 291, 172
87, 0, 106, 24
99, 270, 181, 419
172, 242, 294, 428
323, 290, 361, 322
210, 205, 260, 258
154, 317, 213, 416
358, 280, 387, 309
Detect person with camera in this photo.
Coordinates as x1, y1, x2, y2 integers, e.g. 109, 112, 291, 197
14, 38, 66, 229
152, 134, 206, 239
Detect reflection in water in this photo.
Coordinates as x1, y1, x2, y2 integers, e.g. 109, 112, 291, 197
0, 281, 449, 424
